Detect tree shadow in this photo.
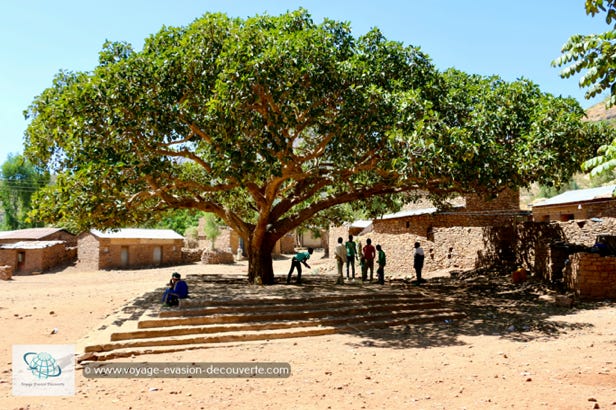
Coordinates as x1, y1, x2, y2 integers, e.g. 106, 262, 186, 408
110, 270, 612, 351
343, 272, 606, 349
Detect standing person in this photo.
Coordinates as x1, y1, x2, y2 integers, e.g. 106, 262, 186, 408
360, 255, 368, 282
287, 248, 313, 285
413, 242, 425, 284
161, 272, 189, 306
345, 235, 357, 280
334, 237, 347, 284
362, 238, 376, 282
376, 244, 386, 285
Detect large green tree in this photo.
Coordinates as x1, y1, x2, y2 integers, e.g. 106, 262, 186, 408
24, 10, 608, 283
0, 154, 50, 230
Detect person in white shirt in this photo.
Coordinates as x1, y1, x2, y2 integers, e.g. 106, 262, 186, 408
334, 237, 348, 284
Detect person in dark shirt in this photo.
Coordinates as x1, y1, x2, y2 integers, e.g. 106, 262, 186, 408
413, 242, 425, 284
376, 244, 386, 285
161, 272, 189, 306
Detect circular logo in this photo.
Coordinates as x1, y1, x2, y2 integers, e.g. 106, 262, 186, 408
23, 352, 62, 379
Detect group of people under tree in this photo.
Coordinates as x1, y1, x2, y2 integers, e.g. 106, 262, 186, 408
295, 234, 424, 286
160, 238, 425, 308
160, 239, 425, 303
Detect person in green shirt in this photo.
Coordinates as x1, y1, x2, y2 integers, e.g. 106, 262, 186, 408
345, 235, 358, 280
286, 248, 313, 285
376, 244, 386, 285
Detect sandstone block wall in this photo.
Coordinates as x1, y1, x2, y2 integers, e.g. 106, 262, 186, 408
77, 233, 100, 271
0, 265, 13, 280
201, 249, 235, 264
567, 253, 616, 299
330, 216, 616, 287
330, 224, 491, 277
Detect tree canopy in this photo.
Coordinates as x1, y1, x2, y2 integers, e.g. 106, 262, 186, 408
553, 0, 616, 176
0, 154, 49, 230
24, 9, 610, 283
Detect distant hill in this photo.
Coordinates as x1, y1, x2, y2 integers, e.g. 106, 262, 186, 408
584, 99, 616, 124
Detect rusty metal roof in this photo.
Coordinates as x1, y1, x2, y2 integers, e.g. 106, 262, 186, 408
0, 240, 64, 250
0, 227, 69, 240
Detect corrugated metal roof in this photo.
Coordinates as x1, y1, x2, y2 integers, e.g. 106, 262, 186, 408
90, 228, 184, 240
379, 207, 438, 220
532, 184, 616, 208
349, 220, 373, 228
0, 240, 64, 250
0, 227, 67, 240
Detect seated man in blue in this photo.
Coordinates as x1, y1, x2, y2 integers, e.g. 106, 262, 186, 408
161, 272, 189, 306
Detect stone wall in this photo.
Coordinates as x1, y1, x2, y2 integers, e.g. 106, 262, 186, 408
566, 253, 616, 299
330, 216, 616, 284
555, 218, 616, 247
465, 188, 520, 211
0, 265, 13, 280
201, 249, 235, 264
182, 248, 203, 263
198, 227, 232, 253
329, 224, 501, 277
77, 233, 100, 271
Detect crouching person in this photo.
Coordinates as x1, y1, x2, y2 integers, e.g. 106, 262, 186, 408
161, 272, 189, 306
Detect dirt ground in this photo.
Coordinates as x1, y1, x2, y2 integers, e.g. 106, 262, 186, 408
1, 252, 615, 410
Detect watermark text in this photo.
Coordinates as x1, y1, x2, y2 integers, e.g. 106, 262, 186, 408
83, 362, 291, 378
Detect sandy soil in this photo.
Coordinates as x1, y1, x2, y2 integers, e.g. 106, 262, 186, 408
1, 254, 615, 410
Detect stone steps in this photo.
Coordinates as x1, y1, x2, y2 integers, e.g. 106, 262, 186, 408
85, 309, 464, 355
110, 304, 454, 341
77, 272, 468, 361
80, 286, 465, 361
145, 299, 441, 328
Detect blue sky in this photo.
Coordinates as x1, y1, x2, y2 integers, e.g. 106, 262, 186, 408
0, 0, 611, 164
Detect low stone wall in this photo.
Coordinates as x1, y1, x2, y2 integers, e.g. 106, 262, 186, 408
566, 253, 616, 300
0, 265, 13, 280
182, 248, 202, 263
201, 250, 235, 264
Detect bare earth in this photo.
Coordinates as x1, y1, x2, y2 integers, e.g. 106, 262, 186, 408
1, 253, 615, 410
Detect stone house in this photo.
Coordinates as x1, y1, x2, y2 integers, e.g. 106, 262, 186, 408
77, 228, 184, 271
531, 184, 616, 222
330, 189, 527, 278
330, 187, 616, 299
0, 241, 74, 275
0, 228, 77, 275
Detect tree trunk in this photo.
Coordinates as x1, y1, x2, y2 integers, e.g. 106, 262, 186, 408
321, 228, 330, 258
247, 238, 277, 285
